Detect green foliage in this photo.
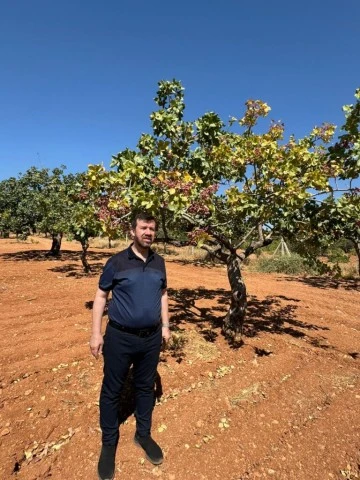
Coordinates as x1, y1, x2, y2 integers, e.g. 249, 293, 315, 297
278, 89, 360, 275
36, 168, 75, 237
87, 79, 344, 268
0, 167, 103, 253
254, 254, 315, 275
327, 248, 349, 264
333, 238, 355, 254
65, 173, 102, 245
328, 88, 360, 180
0, 167, 70, 238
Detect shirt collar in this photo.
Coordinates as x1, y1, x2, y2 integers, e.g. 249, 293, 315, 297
127, 244, 155, 261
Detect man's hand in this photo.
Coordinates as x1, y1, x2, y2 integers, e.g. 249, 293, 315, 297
89, 332, 104, 359
162, 326, 171, 343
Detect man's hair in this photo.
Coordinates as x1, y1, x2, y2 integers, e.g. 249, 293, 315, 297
131, 212, 157, 230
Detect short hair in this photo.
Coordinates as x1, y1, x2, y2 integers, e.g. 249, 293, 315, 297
131, 212, 157, 230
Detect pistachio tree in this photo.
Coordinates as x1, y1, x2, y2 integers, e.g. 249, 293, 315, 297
0, 177, 23, 237
327, 89, 360, 271
282, 89, 360, 275
87, 80, 345, 343
66, 173, 103, 272
0, 167, 70, 246
316, 193, 360, 273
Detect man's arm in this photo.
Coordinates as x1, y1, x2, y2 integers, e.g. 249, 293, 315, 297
161, 288, 171, 343
89, 288, 109, 359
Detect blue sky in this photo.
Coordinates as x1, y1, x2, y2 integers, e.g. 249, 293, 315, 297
1, 0, 359, 181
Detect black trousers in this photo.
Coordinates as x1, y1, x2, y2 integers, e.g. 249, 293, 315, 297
99, 322, 162, 446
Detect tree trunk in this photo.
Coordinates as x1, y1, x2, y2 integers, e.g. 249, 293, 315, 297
81, 239, 91, 273
352, 240, 360, 276
48, 233, 63, 256
222, 253, 247, 343
108, 237, 112, 249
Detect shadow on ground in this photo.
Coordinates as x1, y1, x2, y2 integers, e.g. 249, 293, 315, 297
167, 258, 222, 268
283, 275, 359, 291
50, 263, 106, 278
167, 287, 330, 347
0, 249, 112, 277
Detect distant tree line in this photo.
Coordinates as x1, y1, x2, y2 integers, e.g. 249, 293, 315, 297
0, 166, 101, 272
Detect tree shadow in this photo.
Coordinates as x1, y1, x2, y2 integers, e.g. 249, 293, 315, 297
0, 249, 112, 277
49, 262, 105, 278
0, 249, 112, 263
167, 287, 229, 329
283, 275, 359, 291
117, 369, 163, 424
167, 287, 331, 347
244, 294, 329, 339
167, 258, 222, 268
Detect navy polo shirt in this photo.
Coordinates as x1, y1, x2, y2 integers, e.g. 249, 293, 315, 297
99, 245, 167, 328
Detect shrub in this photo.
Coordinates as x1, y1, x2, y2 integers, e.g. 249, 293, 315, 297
332, 238, 355, 254
342, 265, 359, 279
254, 254, 313, 275
167, 332, 187, 353
327, 248, 349, 264
165, 332, 188, 359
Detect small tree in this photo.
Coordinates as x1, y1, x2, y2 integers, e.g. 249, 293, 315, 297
66, 174, 102, 273
0, 167, 54, 239
36, 167, 75, 256
0, 166, 73, 250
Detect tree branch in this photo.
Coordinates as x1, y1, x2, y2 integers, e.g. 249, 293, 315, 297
234, 226, 256, 250
237, 223, 272, 260
207, 227, 234, 253
201, 244, 228, 262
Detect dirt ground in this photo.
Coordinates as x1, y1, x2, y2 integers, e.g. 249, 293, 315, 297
0, 237, 359, 480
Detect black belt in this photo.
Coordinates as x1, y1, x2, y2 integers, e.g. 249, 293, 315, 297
108, 319, 160, 337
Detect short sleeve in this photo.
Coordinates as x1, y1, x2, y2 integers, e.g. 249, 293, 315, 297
99, 258, 115, 291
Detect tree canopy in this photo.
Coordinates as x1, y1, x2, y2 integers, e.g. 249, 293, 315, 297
86, 80, 358, 342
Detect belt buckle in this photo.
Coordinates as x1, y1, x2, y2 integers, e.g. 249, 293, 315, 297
138, 328, 149, 338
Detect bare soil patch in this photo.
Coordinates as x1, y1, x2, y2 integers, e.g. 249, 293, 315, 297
0, 238, 359, 480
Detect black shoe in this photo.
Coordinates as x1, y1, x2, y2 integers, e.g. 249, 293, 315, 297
134, 434, 163, 465
98, 445, 116, 480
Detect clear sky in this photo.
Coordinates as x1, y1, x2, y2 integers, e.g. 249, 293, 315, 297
1, 0, 359, 181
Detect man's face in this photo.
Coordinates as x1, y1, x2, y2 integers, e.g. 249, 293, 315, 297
131, 219, 156, 249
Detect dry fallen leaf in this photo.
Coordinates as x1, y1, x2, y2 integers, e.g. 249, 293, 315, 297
157, 423, 167, 433
218, 417, 230, 429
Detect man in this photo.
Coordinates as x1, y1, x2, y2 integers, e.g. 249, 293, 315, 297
90, 212, 171, 480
